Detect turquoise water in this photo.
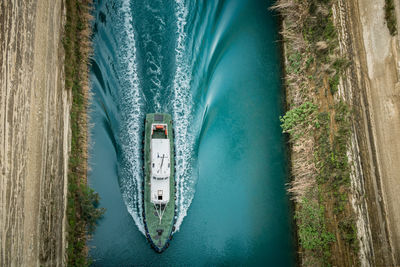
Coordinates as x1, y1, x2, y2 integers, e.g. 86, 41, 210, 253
88, 0, 295, 265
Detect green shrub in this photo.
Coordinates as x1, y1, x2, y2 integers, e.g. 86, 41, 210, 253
329, 58, 350, 95
280, 102, 318, 140
288, 52, 302, 74
296, 196, 335, 263
79, 185, 106, 234
339, 217, 359, 251
385, 0, 398, 36
329, 73, 340, 94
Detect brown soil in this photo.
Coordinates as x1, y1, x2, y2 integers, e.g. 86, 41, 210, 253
316, 65, 359, 267
335, 0, 400, 265
0, 0, 69, 266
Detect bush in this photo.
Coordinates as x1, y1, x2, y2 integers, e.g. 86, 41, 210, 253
79, 185, 106, 234
329, 58, 350, 94
288, 52, 302, 74
296, 196, 335, 262
385, 0, 398, 36
339, 217, 359, 251
280, 102, 318, 140
329, 73, 340, 94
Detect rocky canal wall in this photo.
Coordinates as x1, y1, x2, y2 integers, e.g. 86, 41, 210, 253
0, 0, 69, 266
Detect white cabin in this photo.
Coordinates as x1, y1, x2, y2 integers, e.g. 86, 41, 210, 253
150, 124, 170, 205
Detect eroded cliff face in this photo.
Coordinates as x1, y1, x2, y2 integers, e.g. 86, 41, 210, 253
0, 0, 69, 265
335, 0, 400, 265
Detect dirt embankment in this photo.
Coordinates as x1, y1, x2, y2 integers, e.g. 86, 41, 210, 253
0, 0, 69, 266
277, 0, 400, 265
335, 0, 400, 265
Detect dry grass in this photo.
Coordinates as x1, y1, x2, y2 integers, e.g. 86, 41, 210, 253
64, 0, 104, 266
287, 136, 317, 201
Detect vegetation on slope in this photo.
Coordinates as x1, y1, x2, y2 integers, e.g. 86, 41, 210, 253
64, 0, 104, 265
385, 0, 398, 36
273, 0, 359, 265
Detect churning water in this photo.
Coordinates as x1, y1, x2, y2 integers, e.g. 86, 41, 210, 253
88, 0, 295, 265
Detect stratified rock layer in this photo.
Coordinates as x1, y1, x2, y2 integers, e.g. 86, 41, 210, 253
0, 0, 69, 266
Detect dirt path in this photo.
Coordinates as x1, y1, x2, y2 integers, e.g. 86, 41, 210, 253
336, 0, 400, 265
355, 0, 400, 264
0, 0, 68, 266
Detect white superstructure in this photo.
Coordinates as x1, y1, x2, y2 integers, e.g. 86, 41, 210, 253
150, 124, 170, 205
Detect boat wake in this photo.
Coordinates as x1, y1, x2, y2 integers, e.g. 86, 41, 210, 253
141, 0, 165, 112
116, 0, 145, 234
171, 0, 198, 232
116, 0, 198, 235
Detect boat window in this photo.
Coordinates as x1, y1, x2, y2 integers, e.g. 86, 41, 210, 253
157, 190, 163, 200
153, 176, 168, 180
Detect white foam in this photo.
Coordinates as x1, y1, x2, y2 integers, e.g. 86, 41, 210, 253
116, 0, 145, 235
145, 50, 163, 112
172, 0, 198, 232
141, 9, 164, 112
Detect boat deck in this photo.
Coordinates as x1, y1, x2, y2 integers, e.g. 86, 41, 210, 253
143, 113, 176, 252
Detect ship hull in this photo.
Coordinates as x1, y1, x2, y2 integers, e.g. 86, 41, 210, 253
143, 113, 176, 253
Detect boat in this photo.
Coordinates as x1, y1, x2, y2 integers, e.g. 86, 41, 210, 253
142, 113, 176, 253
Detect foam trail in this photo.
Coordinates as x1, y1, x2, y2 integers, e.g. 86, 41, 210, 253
143, 0, 164, 112
116, 0, 145, 234
172, 0, 198, 232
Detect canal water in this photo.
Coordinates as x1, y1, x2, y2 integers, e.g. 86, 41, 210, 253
88, 0, 295, 265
